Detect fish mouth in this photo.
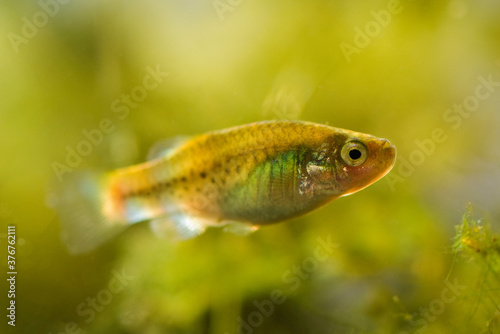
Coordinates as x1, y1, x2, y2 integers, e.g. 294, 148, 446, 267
380, 139, 397, 170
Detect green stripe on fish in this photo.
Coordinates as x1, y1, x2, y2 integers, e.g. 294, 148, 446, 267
222, 149, 306, 223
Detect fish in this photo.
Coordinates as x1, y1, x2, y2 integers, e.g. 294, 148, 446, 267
49, 120, 396, 254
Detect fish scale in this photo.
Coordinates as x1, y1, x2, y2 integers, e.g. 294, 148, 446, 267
52, 120, 396, 254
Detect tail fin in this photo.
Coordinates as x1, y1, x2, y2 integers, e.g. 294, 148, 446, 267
47, 171, 129, 255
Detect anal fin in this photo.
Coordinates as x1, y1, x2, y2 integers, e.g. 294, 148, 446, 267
149, 214, 260, 241
149, 213, 208, 241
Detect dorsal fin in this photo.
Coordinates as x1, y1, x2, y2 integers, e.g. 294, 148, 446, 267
147, 136, 191, 160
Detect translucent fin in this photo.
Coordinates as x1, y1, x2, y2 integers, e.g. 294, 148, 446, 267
46, 171, 129, 255
147, 136, 191, 160
149, 213, 207, 241
222, 221, 260, 236
262, 65, 318, 120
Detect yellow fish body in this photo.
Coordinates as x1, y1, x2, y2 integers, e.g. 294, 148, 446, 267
52, 120, 396, 254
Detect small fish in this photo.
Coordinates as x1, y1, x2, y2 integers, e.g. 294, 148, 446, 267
50, 120, 396, 254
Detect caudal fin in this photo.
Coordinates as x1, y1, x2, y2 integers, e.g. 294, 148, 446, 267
47, 171, 129, 255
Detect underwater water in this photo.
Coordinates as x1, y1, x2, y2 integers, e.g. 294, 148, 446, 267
1, 0, 500, 333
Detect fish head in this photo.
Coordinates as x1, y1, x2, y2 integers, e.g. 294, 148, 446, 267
304, 130, 396, 198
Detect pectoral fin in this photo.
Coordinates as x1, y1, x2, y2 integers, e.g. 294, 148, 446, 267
222, 221, 259, 236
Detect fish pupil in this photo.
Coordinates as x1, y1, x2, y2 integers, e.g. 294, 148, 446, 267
349, 149, 362, 160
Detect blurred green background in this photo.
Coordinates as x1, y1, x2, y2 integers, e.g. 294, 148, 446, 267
1, 0, 500, 333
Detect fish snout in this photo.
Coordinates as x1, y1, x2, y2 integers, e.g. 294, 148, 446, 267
380, 139, 397, 167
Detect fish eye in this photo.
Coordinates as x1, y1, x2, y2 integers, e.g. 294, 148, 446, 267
341, 141, 368, 166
